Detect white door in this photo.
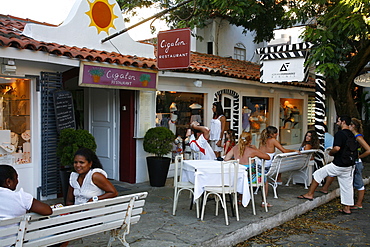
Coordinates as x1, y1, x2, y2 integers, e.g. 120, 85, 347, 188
87, 88, 118, 179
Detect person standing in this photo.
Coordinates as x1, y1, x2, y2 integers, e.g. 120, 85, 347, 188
210, 102, 226, 158
319, 118, 370, 209
298, 116, 357, 215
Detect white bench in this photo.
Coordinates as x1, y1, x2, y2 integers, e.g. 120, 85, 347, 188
0, 192, 147, 247
266, 150, 318, 198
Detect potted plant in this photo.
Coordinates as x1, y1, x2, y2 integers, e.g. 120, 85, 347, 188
143, 127, 175, 187
57, 128, 97, 203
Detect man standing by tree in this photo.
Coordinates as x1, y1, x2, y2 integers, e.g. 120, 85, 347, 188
298, 116, 357, 214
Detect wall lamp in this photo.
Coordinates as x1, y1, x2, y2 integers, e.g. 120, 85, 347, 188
193, 79, 202, 87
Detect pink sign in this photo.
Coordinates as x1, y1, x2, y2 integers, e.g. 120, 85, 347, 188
157, 28, 191, 70
79, 63, 157, 90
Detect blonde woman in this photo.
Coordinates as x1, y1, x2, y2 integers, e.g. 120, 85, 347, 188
225, 132, 271, 206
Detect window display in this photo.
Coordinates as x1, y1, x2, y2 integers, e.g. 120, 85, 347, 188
0, 77, 31, 164
279, 98, 303, 145
156, 91, 204, 160
242, 96, 270, 146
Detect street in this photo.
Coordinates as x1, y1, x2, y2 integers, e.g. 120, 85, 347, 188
236, 185, 370, 246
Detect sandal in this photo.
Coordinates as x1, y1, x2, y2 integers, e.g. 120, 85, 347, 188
338, 209, 351, 215
350, 205, 363, 210
261, 202, 273, 207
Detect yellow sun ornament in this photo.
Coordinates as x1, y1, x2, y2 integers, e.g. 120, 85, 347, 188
85, 0, 118, 34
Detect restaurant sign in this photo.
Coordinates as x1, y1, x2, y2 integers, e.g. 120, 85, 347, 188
157, 28, 191, 70
79, 62, 158, 90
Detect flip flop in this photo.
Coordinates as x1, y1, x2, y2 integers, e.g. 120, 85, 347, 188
338, 209, 351, 215
261, 202, 273, 207
318, 190, 328, 194
297, 195, 313, 201
350, 206, 363, 210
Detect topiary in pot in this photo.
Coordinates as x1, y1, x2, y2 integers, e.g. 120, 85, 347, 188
143, 127, 175, 187
57, 128, 97, 171
57, 128, 97, 204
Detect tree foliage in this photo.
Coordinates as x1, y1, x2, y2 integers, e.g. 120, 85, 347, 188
118, 0, 290, 43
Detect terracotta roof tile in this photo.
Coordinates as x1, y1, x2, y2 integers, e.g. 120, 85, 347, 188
0, 15, 314, 88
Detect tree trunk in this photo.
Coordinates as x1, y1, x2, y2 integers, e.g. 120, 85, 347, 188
326, 76, 360, 118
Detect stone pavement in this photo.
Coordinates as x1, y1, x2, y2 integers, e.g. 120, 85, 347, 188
45, 164, 370, 247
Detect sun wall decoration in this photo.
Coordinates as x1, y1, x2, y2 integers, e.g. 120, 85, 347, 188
85, 0, 118, 34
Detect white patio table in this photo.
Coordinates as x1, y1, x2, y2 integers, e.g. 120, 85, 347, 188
181, 160, 251, 207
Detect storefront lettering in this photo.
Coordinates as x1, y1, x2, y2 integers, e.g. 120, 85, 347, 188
160, 38, 186, 53
106, 70, 136, 81
158, 53, 188, 59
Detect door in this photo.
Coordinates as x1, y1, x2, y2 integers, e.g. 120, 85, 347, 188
87, 88, 118, 179
119, 90, 136, 183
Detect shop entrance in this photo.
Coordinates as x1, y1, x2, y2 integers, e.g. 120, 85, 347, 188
119, 90, 136, 183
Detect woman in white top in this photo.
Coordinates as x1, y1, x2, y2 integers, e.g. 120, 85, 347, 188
0, 164, 52, 219
210, 102, 226, 158
66, 148, 118, 205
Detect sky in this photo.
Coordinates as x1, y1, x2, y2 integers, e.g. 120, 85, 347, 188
0, 0, 167, 40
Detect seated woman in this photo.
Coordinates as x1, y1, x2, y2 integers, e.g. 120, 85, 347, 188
0, 164, 52, 242
0, 164, 52, 218
259, 126, 297, 184
189, 121, 216, 160
66, 148, 118, 205
225, 131, 271, 206
300, 130, 320, 152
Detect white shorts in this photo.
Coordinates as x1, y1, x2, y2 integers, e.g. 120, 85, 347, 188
209, 140, 223, 152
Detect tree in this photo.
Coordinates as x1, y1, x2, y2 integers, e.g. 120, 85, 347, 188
118, 0, 370, 117
287, 0, 370, 118
118, 0, 290, 43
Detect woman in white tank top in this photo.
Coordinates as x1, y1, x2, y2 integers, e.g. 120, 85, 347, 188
209, 102, 226, 158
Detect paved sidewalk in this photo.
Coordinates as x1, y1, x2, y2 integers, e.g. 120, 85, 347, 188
46, 164, 370, 247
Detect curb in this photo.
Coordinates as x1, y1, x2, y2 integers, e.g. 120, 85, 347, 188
203, 176, 370, 247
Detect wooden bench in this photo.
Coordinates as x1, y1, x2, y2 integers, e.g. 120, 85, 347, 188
0, 192, 147, 247
266, 150, 318, 198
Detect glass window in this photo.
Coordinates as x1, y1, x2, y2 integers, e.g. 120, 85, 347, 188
0, 77, 31, 164
242, 96, 270, 146
279, 98, 303, 145
234, 43, 246, 60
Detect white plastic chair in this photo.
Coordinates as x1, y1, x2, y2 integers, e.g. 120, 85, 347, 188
200, 160, 239, 225
248, 157, 268, 215
191, 150, 202, 160
172, 155, 199, 218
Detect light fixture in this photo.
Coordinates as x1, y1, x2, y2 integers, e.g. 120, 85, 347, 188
193, 79, 202, 87
268, 87, 275, 93
299, 91, 305, 96
354, 73, 370, 87
2, 59, 16, 74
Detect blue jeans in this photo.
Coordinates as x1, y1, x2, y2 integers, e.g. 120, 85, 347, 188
353, 159, 364, 190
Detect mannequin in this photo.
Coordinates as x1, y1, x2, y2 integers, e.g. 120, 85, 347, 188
168, 103, 178, 135
189, 103, 202, 124
242, 106, 251, 132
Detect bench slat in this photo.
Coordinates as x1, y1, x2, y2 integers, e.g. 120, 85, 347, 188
23, 216, 141, 247
24, 208, 143, 241
27, 200, 144, 230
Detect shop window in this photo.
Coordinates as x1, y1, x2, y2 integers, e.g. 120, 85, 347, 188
307, 95, 315, 129
0, 77, 31, 164
234, 43, 246, 60
222, 95, 233, 130
279, 98, 303, 145
156, 91, 204, 160
156, 91, 204, 137
242, 96, 270, 146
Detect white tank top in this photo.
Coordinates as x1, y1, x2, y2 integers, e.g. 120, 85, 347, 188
210, 115, 223, 141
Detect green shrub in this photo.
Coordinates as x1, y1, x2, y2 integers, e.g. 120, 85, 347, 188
57, 128, 97, 170
143, 127, 175, 157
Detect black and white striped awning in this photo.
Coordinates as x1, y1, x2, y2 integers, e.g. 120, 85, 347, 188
256, 42, 313, 56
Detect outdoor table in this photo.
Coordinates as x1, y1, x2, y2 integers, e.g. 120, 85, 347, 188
181, 160, 251, 207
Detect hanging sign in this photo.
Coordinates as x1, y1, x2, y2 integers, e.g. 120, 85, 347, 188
79, 62, 158, 90
157, 28, 191, 70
